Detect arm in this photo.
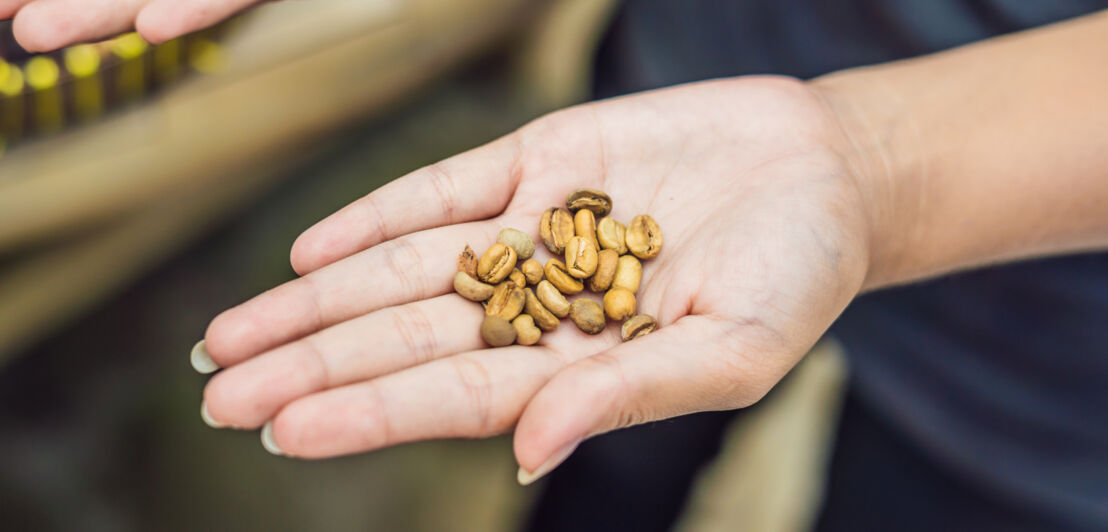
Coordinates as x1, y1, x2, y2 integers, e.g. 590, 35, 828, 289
814, 9, 1108, 289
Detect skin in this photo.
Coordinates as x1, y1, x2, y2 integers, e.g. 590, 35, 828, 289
11, 5, 1108, 479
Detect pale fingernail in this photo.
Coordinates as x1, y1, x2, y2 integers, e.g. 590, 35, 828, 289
517, 439, 581, 486
200, 401, 226, 428
190, 340, 220, 374
261, 421, 286, 456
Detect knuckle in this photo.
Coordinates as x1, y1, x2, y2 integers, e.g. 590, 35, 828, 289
449, 356, 495, 435
391, 305, 438, 365
381, 238, 428, 302
424, 163, 459, 223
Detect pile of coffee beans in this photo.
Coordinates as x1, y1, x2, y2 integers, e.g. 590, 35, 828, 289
454, 189, 661, 347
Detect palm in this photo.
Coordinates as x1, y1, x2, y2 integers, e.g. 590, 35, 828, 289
199, 77, 871, 470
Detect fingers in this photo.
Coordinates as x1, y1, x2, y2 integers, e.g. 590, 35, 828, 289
136, 0, 259, 44
0, 0, 32, 20
264, 346, 569, 459
12, 0, 149, 52
203, 294, 486, 429
289, 134, 522, 275
513, 315, 793, 483
203, 221, 497, 368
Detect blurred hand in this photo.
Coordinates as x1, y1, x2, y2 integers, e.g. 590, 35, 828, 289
1, 0, 265, 51
197, 77, 877, 481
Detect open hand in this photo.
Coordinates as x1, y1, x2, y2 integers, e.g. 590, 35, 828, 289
196, 76, 876, 481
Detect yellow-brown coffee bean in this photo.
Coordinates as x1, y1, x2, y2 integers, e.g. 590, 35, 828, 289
621, 314, 657, 341
486, 282, 525, 321
565, 188, 612, 217
497, 228, 536, 260
574, 209, 599, 250
512, 314, 542, 346
536, 280, 571, 318
453, 271, 494, 302
612, 255, 642, 293
568, 299, 606, 335
524, 287, 560, 331
509, 268, 527, 289
587, 249, 619, 292
544, 259, 584, 294
539, 207, 575, 255
596, 217, 627, 254
458, 244, 478, 279
603, 288, 636, 321
477, 243, 517, 284
626, 214, 663, 259
481, 315, 516, 347
520, 259, 544, 285
565, 236, 599, 279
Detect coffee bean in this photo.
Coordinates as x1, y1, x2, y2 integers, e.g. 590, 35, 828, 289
574, 209, 599, 251
566, 188, 612, 217
596, 217, 627, 254
481, 315, 516, 347
524, 287, 560, 331
486, 282, 525, 321
621, 314, 657, 341
587, 249, 619, 292
603, 288, 636, 321
565, 236, 599, 279
458, 245, 478, 278
509, 268, 527, 289
497, 228, 535, 260
477, 243, 517, 284
520, 259, 544, 285
512, 314, 542, 346
569, 299, 606, 334
544, 259, 584, 294
535, 280, 570, 318
626, 214, 663, 259
539, 207, 575, 255
612, 254, 642, 293
454, 271, 494, 302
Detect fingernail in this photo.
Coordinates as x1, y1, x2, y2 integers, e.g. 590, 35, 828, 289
200, 401, 226, 428
517, 439, 581, 486
190, 340, 220, 374
261, 421, 286, 456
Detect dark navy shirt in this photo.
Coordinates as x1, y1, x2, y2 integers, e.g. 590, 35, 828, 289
593, 2, 1108, 529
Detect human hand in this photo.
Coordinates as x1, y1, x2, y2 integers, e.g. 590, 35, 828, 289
1, 0, 265, 51
195, 76, 878, 482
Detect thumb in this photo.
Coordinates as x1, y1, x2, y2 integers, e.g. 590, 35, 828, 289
512, 314, 794, 485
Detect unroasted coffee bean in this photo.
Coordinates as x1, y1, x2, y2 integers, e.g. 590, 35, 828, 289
565, 236, 599, 279
612, 255, 642, 293
509, 268, 527, 289
566, 188, 612, 217
539, 207, 575, 255
481, 315, 516, 347
520, 259, 544, 285
454, 271, 494, 302
477, 243, 517, 284
621, 314, 657, 341
536, 280, 570, 318
544, 259, 584, 294
587, 249, 619, 292
497, 228, 535, 260
512, 314, 542, 346
573, 209, 599, 251
568, 299, 606, 334
596, 218, 627, 254
626, 214, 663, 259
458, 244, 478, 278
486, 282, 525, 321
524, 287, 560, 331
603, 288, 636, 321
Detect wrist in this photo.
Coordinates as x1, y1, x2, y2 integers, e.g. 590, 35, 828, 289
809, 68, 926, 291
